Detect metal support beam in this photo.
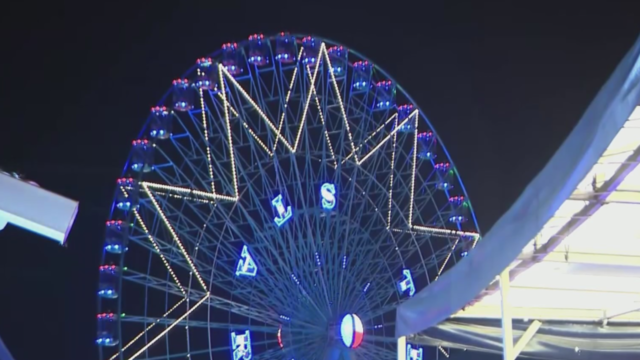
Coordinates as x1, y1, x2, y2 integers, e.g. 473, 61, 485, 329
499, 270, 514, 360
513, 320, 542, 359
602, 305, 640, 322
500, 269, 542, 360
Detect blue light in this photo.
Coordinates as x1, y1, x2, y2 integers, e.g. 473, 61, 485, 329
320, 183, 336, 210
271, 194, 292, 226
235, 245, 258, 277
231, 330, 252, 360
407, 344, 423, 360
342, 255, 347, 269
363, 282, 371, 293
95, 337, 117, 346
398, 269, 416, 297
98, 289, 116, 298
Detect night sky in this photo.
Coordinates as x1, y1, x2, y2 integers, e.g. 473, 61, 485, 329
1, 2, 639, 360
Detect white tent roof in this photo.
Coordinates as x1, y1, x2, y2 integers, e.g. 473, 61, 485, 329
454, 106, 640, 323
396, 34, 640, 337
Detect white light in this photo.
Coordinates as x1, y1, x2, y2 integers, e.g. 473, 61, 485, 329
320, 183, 336, 210
272, 194, 292, 226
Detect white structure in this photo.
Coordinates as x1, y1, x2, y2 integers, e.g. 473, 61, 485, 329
0, 173, 79, 360
397, 34, 640, 360
0, 171, 78, 245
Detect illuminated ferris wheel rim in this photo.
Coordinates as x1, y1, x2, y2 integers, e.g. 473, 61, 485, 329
132, 32, 480, 229
99, 32, 483, 360
139, 33, 472, 189
151, 34, 415, 106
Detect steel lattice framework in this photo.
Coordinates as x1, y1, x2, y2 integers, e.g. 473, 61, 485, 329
97, 33, 481, 360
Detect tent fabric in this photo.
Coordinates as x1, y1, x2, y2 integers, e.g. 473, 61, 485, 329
0, 337, 15, 360
396, 34, 640, 338
412, 319, 640, 360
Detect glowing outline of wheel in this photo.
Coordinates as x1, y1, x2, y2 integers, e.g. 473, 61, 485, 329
96, 33, 481, 360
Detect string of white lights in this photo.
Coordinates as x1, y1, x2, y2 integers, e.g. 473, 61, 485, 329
408, 113, 420, 226
141, 183, 208, 291
109, 299, 186, 360
197, 69, 216, 194
218, 64, 240, 199
273, 47, 305, 154
293, 44, 325, 152
357, 110, 417, 165
304, 62, 338, 168
387, 114, 399, 229
322, 44, 360, 163
220, 64, 294, 152
126, 295, 209, 360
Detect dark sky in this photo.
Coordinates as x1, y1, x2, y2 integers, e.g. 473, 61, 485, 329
1, 1, 639, 360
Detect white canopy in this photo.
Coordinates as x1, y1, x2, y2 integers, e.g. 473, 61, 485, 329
396, 34, 640, 338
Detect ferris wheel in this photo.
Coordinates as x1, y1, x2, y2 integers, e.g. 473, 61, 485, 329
96, 33, 481, 360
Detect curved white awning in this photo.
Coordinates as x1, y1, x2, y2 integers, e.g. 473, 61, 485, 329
455, 107, 640, 323
396, 34, 640, 338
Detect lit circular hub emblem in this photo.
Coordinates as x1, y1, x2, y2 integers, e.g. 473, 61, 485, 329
340, 313, 364, 348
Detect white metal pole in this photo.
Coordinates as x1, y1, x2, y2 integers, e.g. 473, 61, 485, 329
397, 336, 407, 360
499, 270, 514, 360
513, 320, 542, 358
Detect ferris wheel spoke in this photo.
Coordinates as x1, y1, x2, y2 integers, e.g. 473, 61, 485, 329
360, 343, 399, 360
195, 202, 296, 306
145, 112, 236, 202
123, 270, 279, 326
137, 193, 241, 290
229, 199, 318, 315
288, 145, 337, 318
321, 45, 359, 162
243, 54, 302, 156
336, 212, 397, 309
359, 245, 459, 321
338, 187, 408, 316
360, 258, 451, 321
347, 233, 438, 317
140, 337, 276, 360
121, 315, 277, 333
141, 347, 223, 360
231, 154, 336, 318
305, 67, 338, 167
232, 161, 297, 268
251, 337, 313, 360
220, 64, 293, 153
